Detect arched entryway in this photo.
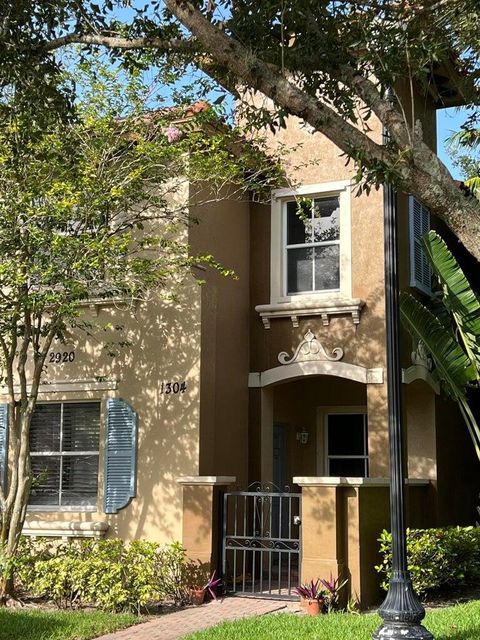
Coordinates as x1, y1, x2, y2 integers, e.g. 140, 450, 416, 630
248, 360, 387, 487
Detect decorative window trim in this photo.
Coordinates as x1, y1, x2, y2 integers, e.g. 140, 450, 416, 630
0, 379, 118, 396
255, 297, 364, 329
78, 297, 140, 317
270, 181, 353, 305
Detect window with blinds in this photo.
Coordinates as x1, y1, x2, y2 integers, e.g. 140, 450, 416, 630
29, 402, 100, 508
409, 196, 432, 295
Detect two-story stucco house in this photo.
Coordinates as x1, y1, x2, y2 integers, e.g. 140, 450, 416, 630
5, 84, 478, 608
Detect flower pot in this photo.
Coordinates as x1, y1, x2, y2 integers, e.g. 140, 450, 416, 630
189, 588, 205, 605
305, 598, 323, 616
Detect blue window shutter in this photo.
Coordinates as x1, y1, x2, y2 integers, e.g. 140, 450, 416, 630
408, 195, 432, 295
104, 398, 137, 514
0, 404, 8, 491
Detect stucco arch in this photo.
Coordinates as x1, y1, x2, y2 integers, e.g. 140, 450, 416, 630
248, 360, 383, 388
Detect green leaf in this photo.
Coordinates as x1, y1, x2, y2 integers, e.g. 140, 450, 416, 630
399, 291, 475, 399
422, 230, 480, 375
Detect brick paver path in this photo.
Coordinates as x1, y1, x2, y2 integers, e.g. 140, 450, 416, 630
96, 597, 293, 640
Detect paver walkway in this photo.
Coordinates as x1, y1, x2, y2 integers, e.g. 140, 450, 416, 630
96, 597, 297, 640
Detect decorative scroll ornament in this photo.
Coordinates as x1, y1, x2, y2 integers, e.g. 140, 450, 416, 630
411, 339, 433, 371
278, 330, 344, 365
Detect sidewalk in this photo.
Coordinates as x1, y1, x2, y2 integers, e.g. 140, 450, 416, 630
96, 597, 298, 640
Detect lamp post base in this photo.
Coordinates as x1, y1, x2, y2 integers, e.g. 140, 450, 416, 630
373, 622, 433, 640
373, 573, 433, 640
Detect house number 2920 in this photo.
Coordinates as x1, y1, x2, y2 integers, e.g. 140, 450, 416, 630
49, 351, 75, 363
161, 381, 187, 394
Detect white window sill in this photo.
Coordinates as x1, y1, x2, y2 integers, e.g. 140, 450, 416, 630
27, 505, 98, 513
23, 519, 109, 539
255, 297, 365, 329
78, 296, 140, 317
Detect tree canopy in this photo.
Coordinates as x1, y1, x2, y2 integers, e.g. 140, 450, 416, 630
2, 0, 480, 260
0, 54, 278, 594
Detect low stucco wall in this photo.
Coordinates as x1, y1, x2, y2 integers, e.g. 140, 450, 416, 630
294, 477, 431, 608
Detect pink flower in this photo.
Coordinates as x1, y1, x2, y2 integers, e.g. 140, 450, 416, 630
163, 126, 183, 143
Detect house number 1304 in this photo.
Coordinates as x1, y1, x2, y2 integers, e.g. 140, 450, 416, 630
161, 381, 187, 394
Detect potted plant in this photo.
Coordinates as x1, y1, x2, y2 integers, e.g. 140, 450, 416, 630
319, 573, 348, 612
189, 570, 222, 605
294, 580, 325, 616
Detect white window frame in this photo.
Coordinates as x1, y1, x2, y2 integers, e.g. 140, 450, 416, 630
29, 401, 101, 512
270, 181, 352, 304
316, 406, 368, 477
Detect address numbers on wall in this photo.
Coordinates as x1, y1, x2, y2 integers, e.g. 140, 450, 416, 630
160, 381, 187, 395
49, 351, 76, 363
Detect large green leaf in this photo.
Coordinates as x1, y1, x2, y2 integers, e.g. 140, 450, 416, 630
399, 291, 476, 399
400, 291, 480, 460
422, 230, 480, 374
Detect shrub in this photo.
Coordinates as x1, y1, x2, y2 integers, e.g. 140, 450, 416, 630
13, 537, 196, 612
376, 526, 480, 597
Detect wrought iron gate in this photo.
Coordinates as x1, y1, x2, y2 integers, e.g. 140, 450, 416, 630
221, 483, 301, 599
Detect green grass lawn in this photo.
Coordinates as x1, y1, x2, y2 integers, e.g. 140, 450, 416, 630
184, 600, 480, 640
0, 608, 139, 640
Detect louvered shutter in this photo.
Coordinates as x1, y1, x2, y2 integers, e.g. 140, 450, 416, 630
104, 398, 137, 514
0, 404, 8, 491
409, 196, 432, 295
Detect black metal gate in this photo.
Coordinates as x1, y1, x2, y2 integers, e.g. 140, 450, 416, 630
221, 483, 301, 599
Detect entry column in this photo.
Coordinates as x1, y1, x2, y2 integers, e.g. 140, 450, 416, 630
176, 476, 236, 570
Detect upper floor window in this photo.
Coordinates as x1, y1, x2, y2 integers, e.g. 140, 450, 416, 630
270, 181, 352, 304
286, 197, 340, 295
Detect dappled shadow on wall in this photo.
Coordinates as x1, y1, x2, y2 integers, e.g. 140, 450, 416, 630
41, 275, 202, 543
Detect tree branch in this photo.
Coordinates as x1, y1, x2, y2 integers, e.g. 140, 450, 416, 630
41, 31, 198, 54
164, 0, 392, 167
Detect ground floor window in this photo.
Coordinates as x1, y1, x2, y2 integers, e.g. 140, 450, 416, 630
326, 412, 368, 477
29, 402, 100, 508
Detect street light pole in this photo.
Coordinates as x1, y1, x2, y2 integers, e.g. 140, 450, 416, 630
373, 180, 433, 640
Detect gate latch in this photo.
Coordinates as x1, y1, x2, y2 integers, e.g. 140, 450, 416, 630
293, 515, 301, 526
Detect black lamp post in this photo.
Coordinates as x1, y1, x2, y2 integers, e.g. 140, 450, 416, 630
372, 179, 433, 640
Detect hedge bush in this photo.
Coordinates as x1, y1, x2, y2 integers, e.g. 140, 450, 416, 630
13, 538, 202, 612
376, 526, 480, 596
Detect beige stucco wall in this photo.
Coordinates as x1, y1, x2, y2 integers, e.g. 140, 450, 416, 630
249, 110, 390, 477
19, 278, 202, 543
189, 188, 251, 486
248, 86, 443, 484
10, 179, 255, 544
270, 377, 367, 483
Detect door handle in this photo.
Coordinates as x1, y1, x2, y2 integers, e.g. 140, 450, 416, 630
293, 515, 301, 526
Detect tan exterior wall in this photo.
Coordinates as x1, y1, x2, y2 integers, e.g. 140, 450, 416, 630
435, 394, 480, 525
249, 111, 390, 479
189, 189, 251, 486
406, 381, 437, 480
11, 182, 253, 544
20, 279, 202, 542
299, 481, 431, 608
271, 378, 367, 483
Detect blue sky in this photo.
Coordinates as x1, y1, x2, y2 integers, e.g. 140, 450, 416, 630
437, 107, 472, 180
